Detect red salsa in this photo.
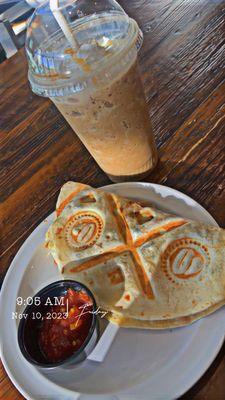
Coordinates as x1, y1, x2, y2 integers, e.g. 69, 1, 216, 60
39, 288, 93, 363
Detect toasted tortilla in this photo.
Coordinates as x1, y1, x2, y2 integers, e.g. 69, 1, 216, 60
46, 182, 225, 328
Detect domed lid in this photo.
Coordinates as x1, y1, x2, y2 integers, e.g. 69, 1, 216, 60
25, 0, 143, 97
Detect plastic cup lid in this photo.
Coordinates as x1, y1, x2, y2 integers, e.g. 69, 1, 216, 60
25, 0, 143, 97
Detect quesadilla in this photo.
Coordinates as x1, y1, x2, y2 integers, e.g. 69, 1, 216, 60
46, 182, 225, 328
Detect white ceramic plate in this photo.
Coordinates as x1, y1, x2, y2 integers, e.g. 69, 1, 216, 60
0, 182, 225, 400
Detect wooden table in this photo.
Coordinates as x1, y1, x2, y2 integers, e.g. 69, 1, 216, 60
0, 0, 225, 398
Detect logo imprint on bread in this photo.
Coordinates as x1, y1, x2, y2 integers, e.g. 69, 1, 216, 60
161, 238, 210, 283
65, 212, 104, 250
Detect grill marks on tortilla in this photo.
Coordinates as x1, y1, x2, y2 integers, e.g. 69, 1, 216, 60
106, 193, 154, 298
69, 194, 188, 300
56, 183, 88, 216
172, 248, 203, 275
134, 219, 187, 247
131, 249, 154, 299
59, 190, 187, 300
106, 193, 133, 246
135, 208, 154, 225
70, 252, 120, 273
161, 238, 210, 283
64, 211, 104, 250
79, 194, 97, 203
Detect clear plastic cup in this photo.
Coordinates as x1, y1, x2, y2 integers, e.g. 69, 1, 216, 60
26, 0, 158, 182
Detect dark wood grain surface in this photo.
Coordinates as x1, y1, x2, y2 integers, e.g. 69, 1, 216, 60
0, 0, 225, 398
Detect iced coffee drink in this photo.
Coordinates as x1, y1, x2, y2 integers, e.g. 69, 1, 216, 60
52, 59, 157, 181
26, 1, 158, 181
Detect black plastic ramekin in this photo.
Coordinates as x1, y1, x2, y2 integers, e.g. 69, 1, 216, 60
18, 280, 99, 369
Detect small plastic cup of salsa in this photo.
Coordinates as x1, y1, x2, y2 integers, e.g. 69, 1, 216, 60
18, 280, 99, 368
